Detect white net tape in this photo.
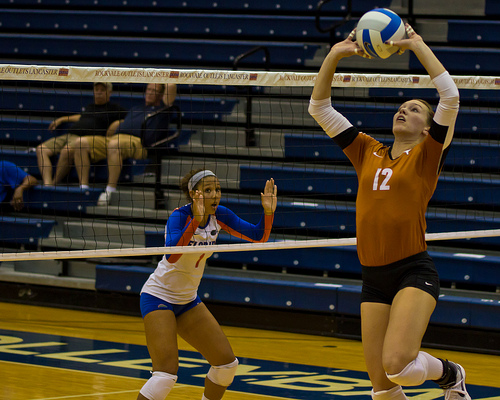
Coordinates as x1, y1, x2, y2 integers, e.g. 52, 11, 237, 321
2, 63, 500, 89
1, 229, 499, 262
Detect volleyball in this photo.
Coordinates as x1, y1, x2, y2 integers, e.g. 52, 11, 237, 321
355, 8, 405, 59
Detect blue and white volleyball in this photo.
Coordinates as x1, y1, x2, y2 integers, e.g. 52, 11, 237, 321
355, 8, 405, 59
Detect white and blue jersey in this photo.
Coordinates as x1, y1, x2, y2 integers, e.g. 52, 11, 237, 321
141, 204, 274, 304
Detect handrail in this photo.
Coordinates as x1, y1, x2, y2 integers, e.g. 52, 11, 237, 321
315, 0, 352, 46
232, 46, 270, 147
232, 45, 270, 71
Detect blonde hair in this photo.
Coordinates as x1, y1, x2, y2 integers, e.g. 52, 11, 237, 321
415, 99, 434, 126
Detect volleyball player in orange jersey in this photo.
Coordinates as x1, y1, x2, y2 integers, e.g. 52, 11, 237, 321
309, 25, 469, 400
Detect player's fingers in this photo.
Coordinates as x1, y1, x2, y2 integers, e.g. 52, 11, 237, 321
347, 28, 356, 41
405, 23, 415, 37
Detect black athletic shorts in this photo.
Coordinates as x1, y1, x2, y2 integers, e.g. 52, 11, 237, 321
361, 251, 440, 304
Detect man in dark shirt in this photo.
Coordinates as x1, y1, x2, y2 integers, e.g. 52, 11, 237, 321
36, 82, 127, 185
73, 82, 176, 205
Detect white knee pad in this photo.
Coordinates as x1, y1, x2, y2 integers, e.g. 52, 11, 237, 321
372, 385, 407, 400
387, 352, 428, 386
139, 371, 177, 400
206, 358, 239, 387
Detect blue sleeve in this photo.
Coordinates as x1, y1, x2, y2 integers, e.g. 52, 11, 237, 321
0, 161, 28, 189
164, 206, 198, 247
215, 205, 272, 242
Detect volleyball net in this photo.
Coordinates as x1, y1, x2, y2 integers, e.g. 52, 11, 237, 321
0, 64, 499, 262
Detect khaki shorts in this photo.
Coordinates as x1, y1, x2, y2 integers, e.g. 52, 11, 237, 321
78, 135, 108, 162
75, 134, 147, 162
42, 134, 80, 155
109, 134, 148, 161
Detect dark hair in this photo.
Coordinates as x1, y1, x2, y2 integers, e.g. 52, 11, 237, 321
180, 168, 204, 202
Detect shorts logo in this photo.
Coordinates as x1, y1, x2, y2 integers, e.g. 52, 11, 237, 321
158, 304, 169, 308
424, 282, 433, 286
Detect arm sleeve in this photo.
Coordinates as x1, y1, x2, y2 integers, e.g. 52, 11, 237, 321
308, 98, 353, 138
165, 208, 200, 247
164, 208, 200, 263
216, 205, 273, 243
430, 71, 460, 147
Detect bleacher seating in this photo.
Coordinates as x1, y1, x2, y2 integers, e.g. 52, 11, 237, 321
143, 231, 500, 290
284, 134, 500, 169
0, 9, 354, 42
0, 87, 238, 123
0, 33, 321, 69
0, 148, 149, 184
0, 0, 499, 342
143, 196, 500, 248
94, 263, 500, 330
0, 0, 393, 14
0, 216, 56, 245
239, 164, 500, 207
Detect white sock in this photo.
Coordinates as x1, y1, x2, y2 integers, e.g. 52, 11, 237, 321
80, 184, 89, 189
105, 186, 116, 193
202, 395, 210, 400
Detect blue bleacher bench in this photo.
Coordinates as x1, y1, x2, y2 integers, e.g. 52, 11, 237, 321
0, 9, 354, 42
449, 20, 500, 45
0, 33, 321, 69
144, 231, 500, 289
0, 116, 54, 144
0, 148, 148, 183
239, 165, 500, 207
284, 134, 500, 169
220, 198, 500, 247
145, 197, 500, 248
94, 263, 500, 330
0, 88, 238, 122
24, 186, 103, 212
410, 47, 500, 75
0, 216, 56, 245
0, 0, 393, 13
368, 87, 500, 103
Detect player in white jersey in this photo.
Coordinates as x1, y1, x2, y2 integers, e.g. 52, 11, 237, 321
137, 169, 277, 400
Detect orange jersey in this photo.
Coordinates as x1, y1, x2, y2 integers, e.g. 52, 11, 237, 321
340, 128, 445, 266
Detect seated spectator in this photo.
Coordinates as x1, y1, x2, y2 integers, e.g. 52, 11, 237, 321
73, 82, 177, 205
0, 160, 37, 212
36, 82, 127, 186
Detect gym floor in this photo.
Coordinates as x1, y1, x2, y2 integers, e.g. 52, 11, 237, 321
1, 302, 499, 400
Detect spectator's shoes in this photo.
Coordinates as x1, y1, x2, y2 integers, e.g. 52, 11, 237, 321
440, 362, 471, 400
97, 191, 112, 206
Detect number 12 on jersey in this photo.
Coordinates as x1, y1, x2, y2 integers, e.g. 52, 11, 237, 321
373, 168, 392, 191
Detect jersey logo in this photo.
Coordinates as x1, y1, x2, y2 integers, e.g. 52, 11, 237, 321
404, 149, 412, 155
372, 152, 383, 158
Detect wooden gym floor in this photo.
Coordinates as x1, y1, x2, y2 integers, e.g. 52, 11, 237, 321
1, 302, 499, 400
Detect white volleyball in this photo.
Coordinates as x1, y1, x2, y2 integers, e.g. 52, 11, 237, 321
356, 8, 405, 59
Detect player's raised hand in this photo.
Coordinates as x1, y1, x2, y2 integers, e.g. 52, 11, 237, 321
261, 178, 277, 215
191, 189, 205, 222
386, 23, 423, 55
330, 28, 372, 59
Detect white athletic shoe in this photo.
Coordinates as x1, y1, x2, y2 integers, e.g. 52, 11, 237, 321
97, 191, 112, 206
442, 362, 471, 400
